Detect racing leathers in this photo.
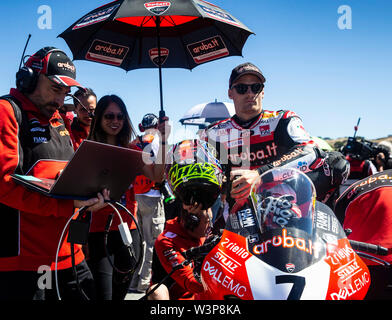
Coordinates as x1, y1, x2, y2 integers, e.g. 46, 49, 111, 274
200, 110, 349, 204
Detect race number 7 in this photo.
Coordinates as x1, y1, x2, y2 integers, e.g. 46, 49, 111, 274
275, 275, 306, 300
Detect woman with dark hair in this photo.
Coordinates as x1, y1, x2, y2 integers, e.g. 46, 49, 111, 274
86, 94, 170, 300
88, 95, 134, 147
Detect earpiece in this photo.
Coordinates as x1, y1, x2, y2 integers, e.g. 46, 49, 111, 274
16, 66, 39, 94
180, 205, 201, 231
138, 123, 145, 132
184, 212, 200, 231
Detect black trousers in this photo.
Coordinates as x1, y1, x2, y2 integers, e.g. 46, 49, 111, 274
0, 260, 95, 300
87, 230, 141, 300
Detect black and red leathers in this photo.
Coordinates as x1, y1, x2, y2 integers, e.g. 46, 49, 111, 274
200, 110, 349, 203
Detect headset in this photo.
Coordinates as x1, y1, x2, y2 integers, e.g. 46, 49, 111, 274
16, 45, 67, 94
69, 92, 95, 118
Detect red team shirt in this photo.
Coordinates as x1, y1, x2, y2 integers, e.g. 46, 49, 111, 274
0, 89, 81, 271
155, 217, 206, 300
335, 169, 392, 264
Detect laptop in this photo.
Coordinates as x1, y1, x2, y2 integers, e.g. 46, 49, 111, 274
11, 140, 148, 201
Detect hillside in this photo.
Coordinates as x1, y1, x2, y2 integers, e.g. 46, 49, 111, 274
323, 136, 392, 150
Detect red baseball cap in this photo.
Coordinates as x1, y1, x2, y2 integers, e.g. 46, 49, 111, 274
25, 47, 83, 88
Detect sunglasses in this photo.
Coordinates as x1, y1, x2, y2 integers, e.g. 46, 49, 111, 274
103, 113, 125, 121
79, 108, 95, 117
231, 83, 264, 95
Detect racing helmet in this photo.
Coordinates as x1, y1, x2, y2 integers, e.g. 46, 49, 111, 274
165, 139, 223, 209
252, 168, 316, 235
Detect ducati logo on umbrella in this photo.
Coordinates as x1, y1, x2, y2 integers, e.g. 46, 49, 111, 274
149, 48, 169, 66
144, 1, 171, 15
59, 0, 254, 117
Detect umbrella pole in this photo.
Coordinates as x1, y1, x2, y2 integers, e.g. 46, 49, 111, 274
156, 16, 165, 119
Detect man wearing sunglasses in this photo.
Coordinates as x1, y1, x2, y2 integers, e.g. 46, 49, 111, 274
71, 87, 97, 149
201, 62, 349, 208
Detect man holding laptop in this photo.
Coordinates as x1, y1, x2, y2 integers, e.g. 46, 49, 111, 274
0, 47, 109, 300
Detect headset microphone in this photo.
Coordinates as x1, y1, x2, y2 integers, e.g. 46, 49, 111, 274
67, 93, 94, 118
18, 34, 32, 70
15, 34, 35, 93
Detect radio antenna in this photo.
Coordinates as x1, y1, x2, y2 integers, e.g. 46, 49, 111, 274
18, 34, 32, 69
353, 117, 361, 138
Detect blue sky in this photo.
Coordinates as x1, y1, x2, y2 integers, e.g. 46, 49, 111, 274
1, 0, 391, 142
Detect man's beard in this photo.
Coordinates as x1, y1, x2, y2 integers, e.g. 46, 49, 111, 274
39, 102, 60, 119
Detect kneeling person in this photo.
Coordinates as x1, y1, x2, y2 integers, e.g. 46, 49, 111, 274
148, 140, 223, 300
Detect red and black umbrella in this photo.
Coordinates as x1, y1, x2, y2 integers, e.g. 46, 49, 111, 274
58, 0, 254, 117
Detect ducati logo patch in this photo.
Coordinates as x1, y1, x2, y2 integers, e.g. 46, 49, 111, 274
144, 1, 171, 15
149, 47, 169, 66
285, 263, 295, 273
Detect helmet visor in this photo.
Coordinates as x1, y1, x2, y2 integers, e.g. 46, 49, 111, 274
252, 168, 316, 236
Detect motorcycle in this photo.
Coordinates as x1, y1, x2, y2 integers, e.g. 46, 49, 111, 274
195, 168, 386, 300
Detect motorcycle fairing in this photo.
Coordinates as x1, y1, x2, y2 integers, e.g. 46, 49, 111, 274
200, 229, 332, 300
324, 238, 371, 300
199, 171, 371, 300
200, 229, 370, 300
248, 227, 325, 273
200, 229, 254, 300
246, 252, 331, 300
314, 203, 371, 300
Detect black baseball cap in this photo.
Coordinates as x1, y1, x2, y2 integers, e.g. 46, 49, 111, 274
229, 62, 266, 88
25, 47, 83, 88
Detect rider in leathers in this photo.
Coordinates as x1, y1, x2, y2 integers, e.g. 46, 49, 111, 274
200, 62, 349, 207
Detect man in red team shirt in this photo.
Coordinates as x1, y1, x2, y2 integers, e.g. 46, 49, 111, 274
70, 87, 97, 149
335, 169, 392, 299
146, 139, 222, 300
0, 47, 108, 300
147, 203, 212, 300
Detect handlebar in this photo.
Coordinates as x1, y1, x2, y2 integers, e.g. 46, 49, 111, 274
182, 234, 221, 260
349, 239, 389, 256
139, 234, 221, 301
